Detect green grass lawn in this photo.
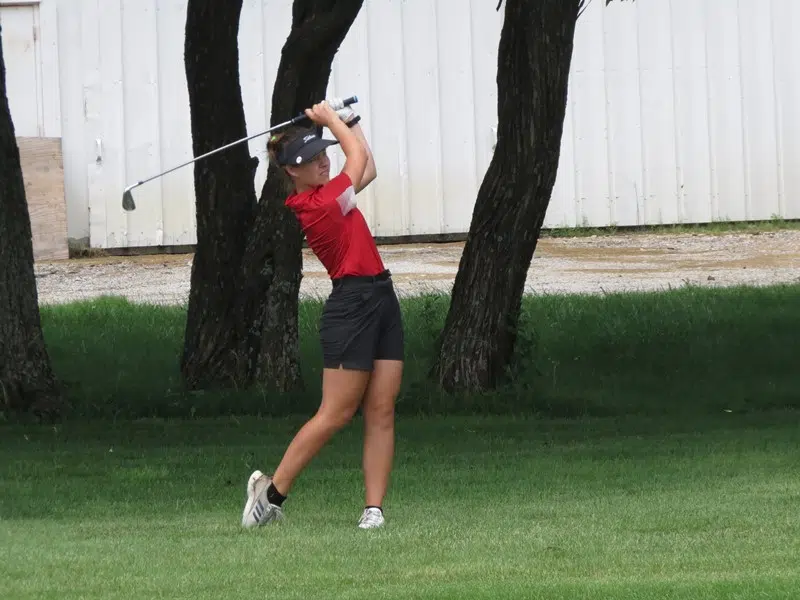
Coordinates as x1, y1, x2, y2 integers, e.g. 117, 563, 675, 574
37, 284, 800, 419
2, 412, 798, 599
5, 283, 799, 597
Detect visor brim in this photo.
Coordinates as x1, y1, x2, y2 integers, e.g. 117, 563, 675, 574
282, 139, 339, 166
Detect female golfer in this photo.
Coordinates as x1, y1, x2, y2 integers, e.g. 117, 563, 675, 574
241, 100, 404, 530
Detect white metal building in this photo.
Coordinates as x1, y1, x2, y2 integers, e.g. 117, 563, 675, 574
2, 0, 799, 249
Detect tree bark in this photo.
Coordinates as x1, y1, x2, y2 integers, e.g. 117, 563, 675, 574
244, 0, 364, 388
431, 0, 580, 393
180, 0, 260, 389
0, 26, 63, 419
181, 0, 363, 391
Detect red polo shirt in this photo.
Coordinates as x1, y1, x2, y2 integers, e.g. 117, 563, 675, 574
285, 173, 385, 279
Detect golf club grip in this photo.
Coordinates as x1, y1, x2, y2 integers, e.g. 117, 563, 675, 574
290, 96, 359, 125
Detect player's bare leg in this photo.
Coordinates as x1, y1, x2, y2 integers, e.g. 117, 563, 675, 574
358, 359, 403, 529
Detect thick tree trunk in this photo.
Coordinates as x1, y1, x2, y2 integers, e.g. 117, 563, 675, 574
431, 0, 579, 393
0, 27, 63, 419
180, 0, 363, 391
180, 0, 260, 389
244, 0, 364, 388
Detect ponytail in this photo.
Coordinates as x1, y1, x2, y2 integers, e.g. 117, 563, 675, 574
267, 132, 287, 166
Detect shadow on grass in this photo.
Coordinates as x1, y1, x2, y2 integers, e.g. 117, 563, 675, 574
33, 283, 800, 421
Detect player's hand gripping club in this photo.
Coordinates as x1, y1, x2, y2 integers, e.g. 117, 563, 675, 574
304, 100, 368, 190
327, 97, 358, 124
304, 99, 356, 126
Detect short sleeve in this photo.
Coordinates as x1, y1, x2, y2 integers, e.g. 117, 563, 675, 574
316, 172, 354, 205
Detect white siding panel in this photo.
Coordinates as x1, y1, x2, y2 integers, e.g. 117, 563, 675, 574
38, 0, 60, 137
397, 0, 443, 236
364, 0, 409, 237
122, 0, 163, 247
705, 0, 747, 222
772, 0, 800, 219
636, 0, 679, 225
739, 0, 781, 221
1, 5, 40, 136
56, 3, 88, 240
36, 0, 800, 248
81, 0, 106, 248
671, 0, 712, 225
603, 0, 644, 226
571, 0, 611, 227
436, 0, 478, 234
155, 0, 195, 245
95, 0, 126, 248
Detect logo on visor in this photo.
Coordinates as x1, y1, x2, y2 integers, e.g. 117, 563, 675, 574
303, 134, 315, 143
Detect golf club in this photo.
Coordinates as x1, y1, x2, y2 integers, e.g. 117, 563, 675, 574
121, 95, 358, 211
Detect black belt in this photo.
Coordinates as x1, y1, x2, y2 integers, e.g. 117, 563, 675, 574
332, 269, 391, 287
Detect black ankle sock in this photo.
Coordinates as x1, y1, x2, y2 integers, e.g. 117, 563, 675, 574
267, 483, 287, 507
365, 505, 382, 513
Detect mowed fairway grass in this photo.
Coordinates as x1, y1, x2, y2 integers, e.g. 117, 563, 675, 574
2, 413, 799, 599
2, 283, 800, 598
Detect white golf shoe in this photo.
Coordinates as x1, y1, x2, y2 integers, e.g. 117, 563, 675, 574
241, 470, 284, 528
357, 507, 385, 529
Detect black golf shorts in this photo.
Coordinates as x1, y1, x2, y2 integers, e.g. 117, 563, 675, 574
319, 270, 405, 371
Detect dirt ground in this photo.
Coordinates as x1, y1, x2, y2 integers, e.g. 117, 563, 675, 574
34, 230, 800, 305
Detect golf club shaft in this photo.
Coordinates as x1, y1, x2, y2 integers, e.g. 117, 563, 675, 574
125, 95, 358, 193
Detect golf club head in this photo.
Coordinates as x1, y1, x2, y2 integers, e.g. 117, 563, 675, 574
122, 188, 136, 211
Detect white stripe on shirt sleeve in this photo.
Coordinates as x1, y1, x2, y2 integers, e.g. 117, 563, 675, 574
336, 185, 357, 215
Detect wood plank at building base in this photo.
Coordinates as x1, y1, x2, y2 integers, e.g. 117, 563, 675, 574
17, 137, 68, 262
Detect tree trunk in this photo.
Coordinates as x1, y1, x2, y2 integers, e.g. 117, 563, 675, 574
180, 0, 363, 391
0, 26, 63, 419
431, 0, 580, 393
180, 0, 260, 389
244, 0, 364, 388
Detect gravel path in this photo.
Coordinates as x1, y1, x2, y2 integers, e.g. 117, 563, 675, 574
35, 230, 800, 306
